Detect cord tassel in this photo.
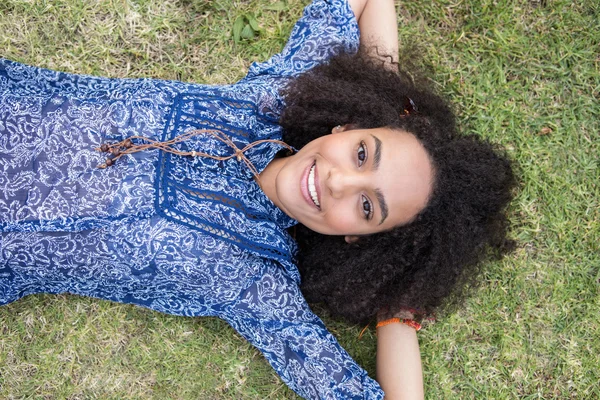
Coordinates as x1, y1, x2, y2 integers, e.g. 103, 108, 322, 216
96, 129, 294, 182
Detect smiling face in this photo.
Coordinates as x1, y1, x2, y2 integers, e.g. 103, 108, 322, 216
259, 126, 434, 236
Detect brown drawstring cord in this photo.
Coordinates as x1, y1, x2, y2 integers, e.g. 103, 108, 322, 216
95, 129, 294, 182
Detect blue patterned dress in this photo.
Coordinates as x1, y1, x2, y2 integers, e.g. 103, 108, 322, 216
0, 0, 385, 399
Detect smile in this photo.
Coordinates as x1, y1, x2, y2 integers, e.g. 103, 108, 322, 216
308, 162, 320, 208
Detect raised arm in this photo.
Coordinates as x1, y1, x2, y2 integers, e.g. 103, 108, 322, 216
346, 2, 424, 397
348, 0, 399, 64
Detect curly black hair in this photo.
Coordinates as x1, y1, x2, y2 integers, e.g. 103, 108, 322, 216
279, 51, 516, 324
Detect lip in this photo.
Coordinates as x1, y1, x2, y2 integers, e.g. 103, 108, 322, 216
300, 160, 321, 210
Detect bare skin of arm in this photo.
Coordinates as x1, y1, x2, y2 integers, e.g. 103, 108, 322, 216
376, 311, 425, 400
348, 0, 399, 64
346, 1, 425, 398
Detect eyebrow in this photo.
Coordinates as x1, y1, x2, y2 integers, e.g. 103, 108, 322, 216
375, 189, 389, 225
371, 134, 382, 171
370, 135, 389, 225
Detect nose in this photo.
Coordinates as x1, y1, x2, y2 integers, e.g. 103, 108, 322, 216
326, 167, 363, 199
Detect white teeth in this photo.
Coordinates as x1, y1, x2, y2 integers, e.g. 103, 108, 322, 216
308, 163, 320, 207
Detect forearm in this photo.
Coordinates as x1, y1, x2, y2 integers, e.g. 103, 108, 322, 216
376, 323, 424, 400
348, 0, 399, 63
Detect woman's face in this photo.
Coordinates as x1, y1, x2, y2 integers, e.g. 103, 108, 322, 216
260, 126, 434, 237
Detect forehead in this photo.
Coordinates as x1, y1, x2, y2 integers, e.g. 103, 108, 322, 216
367, 127, 434, 229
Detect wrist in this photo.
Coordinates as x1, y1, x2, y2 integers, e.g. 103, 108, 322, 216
376, 317, 422, 331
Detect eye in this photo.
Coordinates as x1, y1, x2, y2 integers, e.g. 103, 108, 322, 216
357, 141, 367, 167
361, 195, 374, 221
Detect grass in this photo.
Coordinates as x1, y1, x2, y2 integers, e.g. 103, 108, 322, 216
1, 0, 599, 398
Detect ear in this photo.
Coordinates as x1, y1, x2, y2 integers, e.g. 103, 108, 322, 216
331, 124, 350, 134
344, 235, 360, 244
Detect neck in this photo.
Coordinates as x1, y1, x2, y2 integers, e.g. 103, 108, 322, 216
258, 156, 286, 209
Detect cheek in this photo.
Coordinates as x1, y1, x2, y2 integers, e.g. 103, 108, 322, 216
323, 207, 358, 234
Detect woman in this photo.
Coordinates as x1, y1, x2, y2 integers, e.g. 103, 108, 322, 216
0, 0, 514, 399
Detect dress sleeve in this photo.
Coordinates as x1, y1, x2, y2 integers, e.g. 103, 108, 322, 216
219, 264, 384, 400
244, 0, 360, 80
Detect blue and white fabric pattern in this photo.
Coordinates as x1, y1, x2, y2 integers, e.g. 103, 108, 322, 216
0, 0, 383, 398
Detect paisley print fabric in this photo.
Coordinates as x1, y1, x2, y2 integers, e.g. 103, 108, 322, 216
0, 0, 383, 398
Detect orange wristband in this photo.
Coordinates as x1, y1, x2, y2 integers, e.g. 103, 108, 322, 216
376, 317, 422, 331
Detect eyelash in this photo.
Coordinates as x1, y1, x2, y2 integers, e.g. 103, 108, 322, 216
357, 141, 374, 221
